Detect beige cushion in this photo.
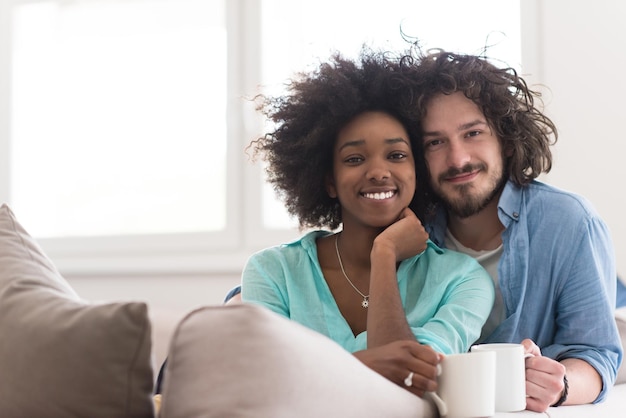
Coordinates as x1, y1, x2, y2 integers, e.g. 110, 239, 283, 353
159, 303, 436, 418
615, 307, 626, 385
0, 204, 154, 418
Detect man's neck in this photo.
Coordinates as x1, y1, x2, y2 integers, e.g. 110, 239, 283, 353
447, 196, 504, 252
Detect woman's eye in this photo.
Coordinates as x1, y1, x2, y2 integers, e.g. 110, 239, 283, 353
389, 152, 407, 160
345, 156, 363, 164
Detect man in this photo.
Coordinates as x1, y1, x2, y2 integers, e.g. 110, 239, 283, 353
404, 50, 622, 412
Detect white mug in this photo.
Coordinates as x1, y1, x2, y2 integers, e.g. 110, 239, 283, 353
471, 343, 531, 412
428, 350, 496, 417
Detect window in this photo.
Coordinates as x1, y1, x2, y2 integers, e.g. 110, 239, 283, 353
11, 0, 227, 238
0, 0, 521, 276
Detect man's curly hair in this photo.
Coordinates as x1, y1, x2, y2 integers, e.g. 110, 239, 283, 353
396, 49, 557, 186
250, 48, 430, 230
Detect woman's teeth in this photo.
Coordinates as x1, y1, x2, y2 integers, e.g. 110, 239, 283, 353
363, 191, 395, 200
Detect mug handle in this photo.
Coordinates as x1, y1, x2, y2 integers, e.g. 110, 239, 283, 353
427, 391, 448, 416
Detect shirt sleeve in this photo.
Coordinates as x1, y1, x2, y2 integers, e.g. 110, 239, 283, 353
240, 249, 291, 318
406, 252, 495, 355
542, 216, 621, 403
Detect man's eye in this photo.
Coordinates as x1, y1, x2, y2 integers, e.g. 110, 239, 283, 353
424, 139, 443, 148
466, 130, 481, 138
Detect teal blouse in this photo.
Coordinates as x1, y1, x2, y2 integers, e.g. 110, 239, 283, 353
241, 231, 494, 355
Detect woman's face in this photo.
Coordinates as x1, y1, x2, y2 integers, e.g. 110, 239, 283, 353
327, 111, 416, 229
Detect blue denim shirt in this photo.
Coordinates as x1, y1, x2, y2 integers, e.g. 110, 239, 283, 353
427, 180, 622, 403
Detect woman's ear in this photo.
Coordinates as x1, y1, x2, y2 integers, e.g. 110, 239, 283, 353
325, 173, 337, 198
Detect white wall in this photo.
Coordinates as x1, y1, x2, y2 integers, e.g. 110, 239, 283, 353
521, 0, 626, 277
66, 0, 626, 330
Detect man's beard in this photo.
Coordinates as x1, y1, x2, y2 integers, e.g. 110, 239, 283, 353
434, 163, 507, 219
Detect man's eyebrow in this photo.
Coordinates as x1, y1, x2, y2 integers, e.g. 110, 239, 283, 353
459, 119, 488, 130
422, 119, 488, 137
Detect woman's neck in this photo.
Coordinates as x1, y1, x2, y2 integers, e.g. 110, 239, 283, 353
335, 225, 384, 267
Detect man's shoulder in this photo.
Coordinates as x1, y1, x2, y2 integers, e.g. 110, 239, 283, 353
505, 180, 598, 218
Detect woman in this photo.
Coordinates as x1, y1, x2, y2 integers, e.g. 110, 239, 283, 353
242, 48, 495, 397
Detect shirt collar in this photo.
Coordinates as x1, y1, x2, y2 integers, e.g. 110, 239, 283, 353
497, 180, 523, 227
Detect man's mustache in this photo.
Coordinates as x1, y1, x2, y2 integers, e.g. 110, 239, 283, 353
438, 163, 486, 183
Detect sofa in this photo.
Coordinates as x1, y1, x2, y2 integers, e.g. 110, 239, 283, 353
1, 202, 625, 418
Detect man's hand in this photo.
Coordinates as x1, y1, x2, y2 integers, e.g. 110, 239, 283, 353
521, 339, 567, 412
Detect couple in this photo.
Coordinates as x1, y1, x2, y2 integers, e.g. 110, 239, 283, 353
187, 47, 621, 413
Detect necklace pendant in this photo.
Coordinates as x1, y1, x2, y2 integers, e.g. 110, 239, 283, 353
335, 234, 370, 310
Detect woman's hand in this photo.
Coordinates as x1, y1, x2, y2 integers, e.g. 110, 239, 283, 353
366, 208, 429, 347
373, 208, 429, 262
353, 340, 442, 398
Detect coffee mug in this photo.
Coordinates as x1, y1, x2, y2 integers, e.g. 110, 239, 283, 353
471, 343, 531, 412
428, 350, 496, 417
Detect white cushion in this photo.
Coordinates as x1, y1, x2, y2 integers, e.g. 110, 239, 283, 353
159, 303, 436, 418
543, 383, 626, 418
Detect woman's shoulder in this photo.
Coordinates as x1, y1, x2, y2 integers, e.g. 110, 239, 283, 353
247, 230, 330, 263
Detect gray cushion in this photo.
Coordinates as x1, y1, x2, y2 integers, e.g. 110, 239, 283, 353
0, 204, 154, 417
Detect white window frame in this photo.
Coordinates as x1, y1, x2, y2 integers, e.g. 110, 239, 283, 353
0, 0, 303, 277
0, 0, 536, 278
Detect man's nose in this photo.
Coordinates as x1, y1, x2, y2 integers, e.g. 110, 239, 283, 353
446, 140, 471, 168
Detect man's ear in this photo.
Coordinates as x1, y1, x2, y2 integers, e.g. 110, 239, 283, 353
325, 173, 337, 198
503, 143, 514, 158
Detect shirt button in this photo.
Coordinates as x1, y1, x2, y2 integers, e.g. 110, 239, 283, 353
513, 212, 519, 218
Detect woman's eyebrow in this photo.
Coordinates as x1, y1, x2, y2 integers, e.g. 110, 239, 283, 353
338, 137, 409, 151
338, 139, 365, 151
385, 137, 410, 146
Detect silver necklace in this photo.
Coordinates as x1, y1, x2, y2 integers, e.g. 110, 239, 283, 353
334, 234, 369, 308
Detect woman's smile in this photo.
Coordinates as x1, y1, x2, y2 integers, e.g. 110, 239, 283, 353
361, 190, 397, 200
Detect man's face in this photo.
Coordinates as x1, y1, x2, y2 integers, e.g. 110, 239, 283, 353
421, 92, 506, 218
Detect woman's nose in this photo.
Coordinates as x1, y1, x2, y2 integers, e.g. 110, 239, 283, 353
367, 161, 390, 182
